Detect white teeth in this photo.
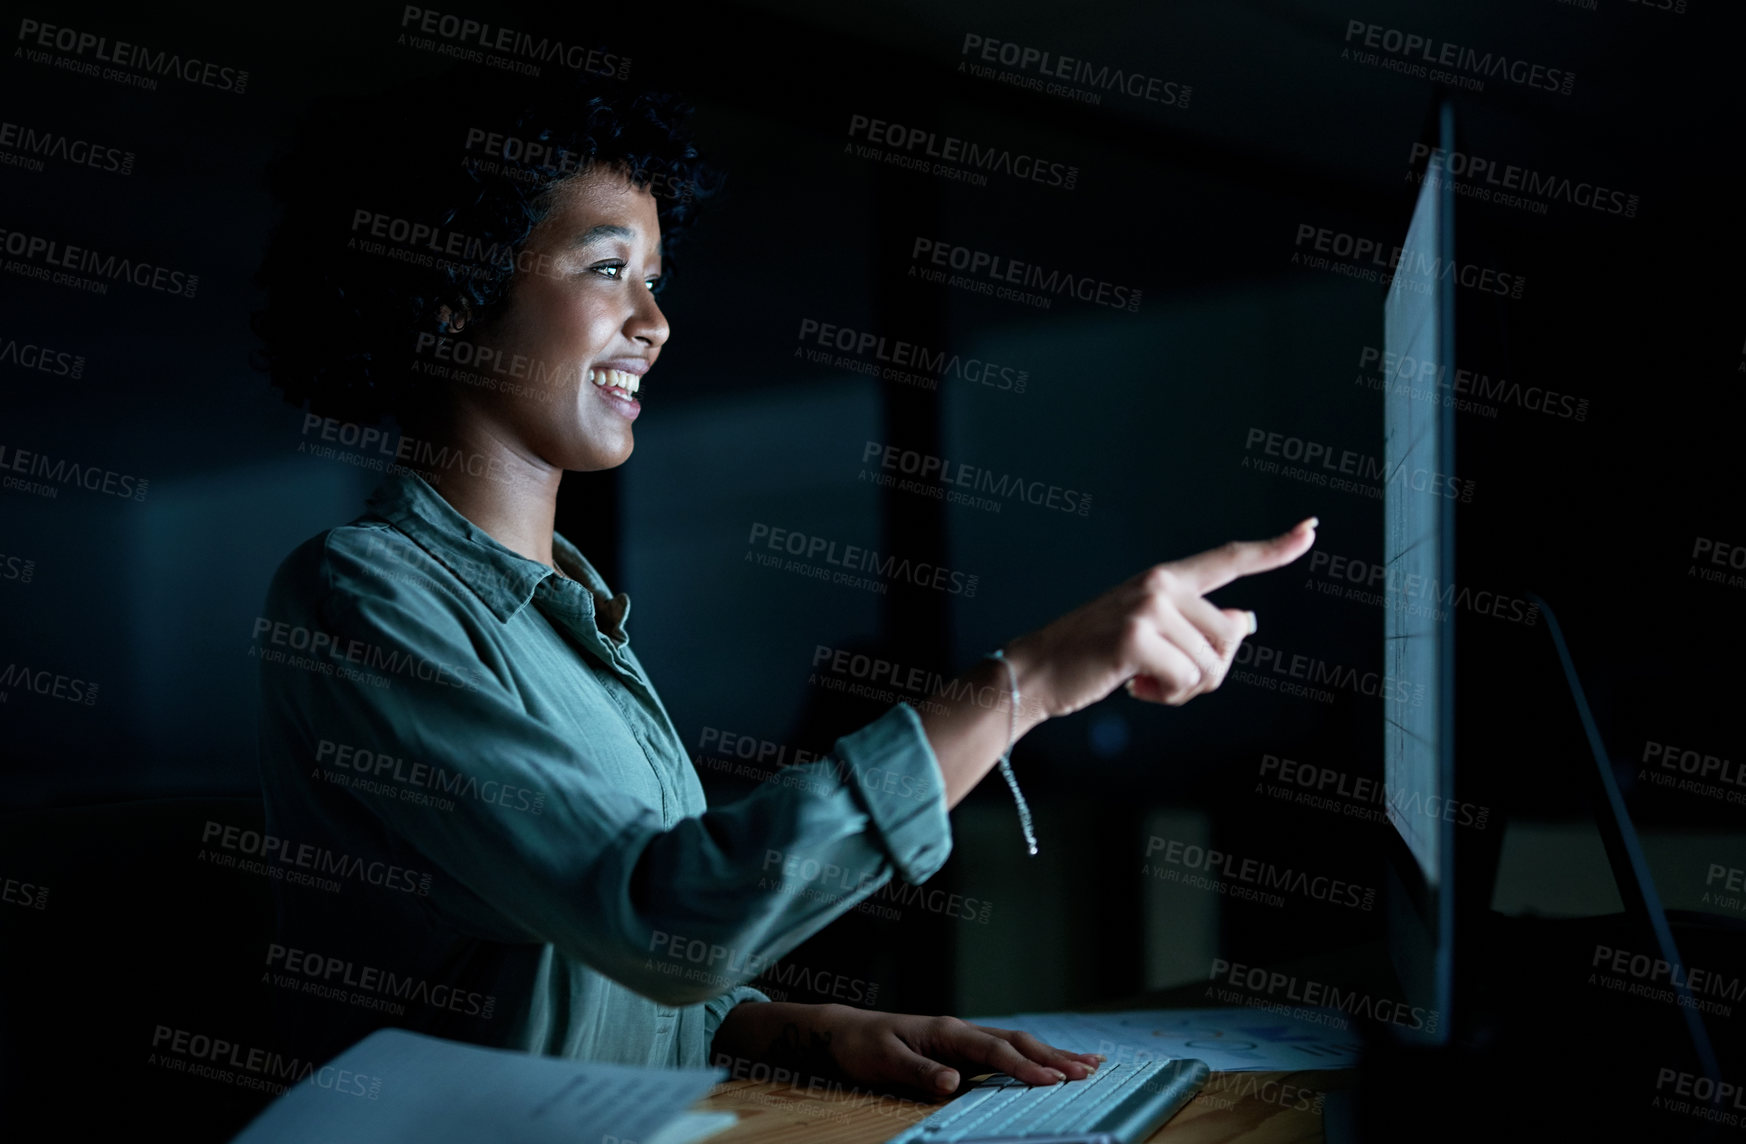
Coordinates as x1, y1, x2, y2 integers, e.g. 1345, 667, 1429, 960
588, 368, 640, 395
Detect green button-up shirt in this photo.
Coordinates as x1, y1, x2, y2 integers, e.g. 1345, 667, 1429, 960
255, 470, 952, 1070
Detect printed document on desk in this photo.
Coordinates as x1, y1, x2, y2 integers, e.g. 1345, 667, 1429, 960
229, 1028, 728, 1144
966, 1007, 1362, 1071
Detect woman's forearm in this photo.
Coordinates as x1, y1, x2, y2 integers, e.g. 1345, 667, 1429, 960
917, 635, 1051, 809
709, 1000, 843, 1076
915, 522, 1316, 809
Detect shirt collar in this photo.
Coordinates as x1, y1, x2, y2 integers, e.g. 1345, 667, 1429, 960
364, 471, 630, 638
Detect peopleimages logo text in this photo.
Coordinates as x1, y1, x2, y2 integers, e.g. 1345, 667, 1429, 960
911, 238, 1140, 312
150, 1025, 384, 1099
250, 616, 484, 691
746, 523, 979, 597
0, 443, 147, 500
0, 332, 85, 377
861, 441, 1091, 516
1410, 143, 1637, 218
1342, 20, 1574, 95
0, 227, 198, 297
0, 121, 134, 175
1, 663, 98, 705
1209, 958, 1438, 1033
1358, 346, 1588, 422
16, 18, 250, 93
266, 943, 495, 1018
795, 319, 1028, 392
958, 34, 1190, 108
1293, 223, 1523, 299
847, 114, 1077, 189
398, 7, 627, 78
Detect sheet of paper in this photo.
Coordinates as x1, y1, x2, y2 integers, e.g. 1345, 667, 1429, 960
644, 1110, 739, 1144
965, 1007, 1362, 1072
229, 1028, 725, 1144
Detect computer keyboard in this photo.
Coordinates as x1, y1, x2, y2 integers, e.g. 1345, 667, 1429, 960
882, 1057, 1210, 1144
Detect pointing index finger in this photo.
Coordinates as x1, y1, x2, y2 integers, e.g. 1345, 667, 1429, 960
1173, 517, 1318, 595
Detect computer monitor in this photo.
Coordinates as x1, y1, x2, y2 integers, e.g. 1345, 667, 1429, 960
1380, 99, 1457, 1045
1376, 100, 1722, 1082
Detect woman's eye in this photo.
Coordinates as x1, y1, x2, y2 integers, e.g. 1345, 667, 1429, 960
587, 262, 663, 292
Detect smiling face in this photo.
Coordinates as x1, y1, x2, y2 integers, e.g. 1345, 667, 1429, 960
457, 164, 669, 472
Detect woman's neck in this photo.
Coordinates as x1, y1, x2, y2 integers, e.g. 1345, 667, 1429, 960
400, 407, 565, 567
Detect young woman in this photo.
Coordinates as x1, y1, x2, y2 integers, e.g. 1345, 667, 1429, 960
250, 66, 1316, 1098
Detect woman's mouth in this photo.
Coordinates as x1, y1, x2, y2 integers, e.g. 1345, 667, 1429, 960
589, 367, 641, 419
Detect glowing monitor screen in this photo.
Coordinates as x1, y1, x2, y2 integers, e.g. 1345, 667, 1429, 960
1382, 145, 1456, 888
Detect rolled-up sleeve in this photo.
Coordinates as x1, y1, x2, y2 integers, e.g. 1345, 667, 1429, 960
702, 984, 769, 1048
265, 535, 954, 1008
825, 700, 954, 885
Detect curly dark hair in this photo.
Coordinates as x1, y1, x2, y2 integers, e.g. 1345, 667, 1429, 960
250, 64, 718, 426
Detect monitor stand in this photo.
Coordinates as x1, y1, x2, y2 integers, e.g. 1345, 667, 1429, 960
1323, 593, 1723, 1142
1528, 592, 1720, 1085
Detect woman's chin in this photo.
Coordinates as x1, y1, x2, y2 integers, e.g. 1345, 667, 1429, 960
558, 438, 634, 472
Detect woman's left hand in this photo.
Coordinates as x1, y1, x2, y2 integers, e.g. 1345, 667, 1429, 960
810, 1004, 1103, 1095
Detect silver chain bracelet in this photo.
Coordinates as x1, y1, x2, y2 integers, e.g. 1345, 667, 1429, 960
984, 648, 1038, 856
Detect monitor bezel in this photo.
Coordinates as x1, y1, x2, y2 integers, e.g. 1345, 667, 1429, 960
1378, 94, 1460, 1048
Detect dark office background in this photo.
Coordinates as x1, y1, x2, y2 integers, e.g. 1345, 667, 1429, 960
2, 0, 1743, 1137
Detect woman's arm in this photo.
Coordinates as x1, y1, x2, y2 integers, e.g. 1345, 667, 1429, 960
700, 521, 1319, 1093
264, 529, 955, 1010
919, 519, 1318, 806
263, 518, 1314, 1015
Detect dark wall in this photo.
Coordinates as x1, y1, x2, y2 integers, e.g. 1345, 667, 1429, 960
3, 0, 1742, 1130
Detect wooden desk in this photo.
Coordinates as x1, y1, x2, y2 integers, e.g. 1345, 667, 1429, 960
695, 1067, 1355, 1143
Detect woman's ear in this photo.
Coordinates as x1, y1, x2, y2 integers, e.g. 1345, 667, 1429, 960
435, 300, 472, 333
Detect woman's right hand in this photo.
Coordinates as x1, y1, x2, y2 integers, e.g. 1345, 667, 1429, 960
1004, 518, 1318, 724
